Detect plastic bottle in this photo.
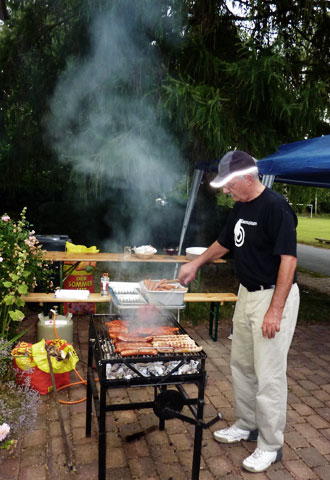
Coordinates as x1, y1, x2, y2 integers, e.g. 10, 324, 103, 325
100, 273, 110, 296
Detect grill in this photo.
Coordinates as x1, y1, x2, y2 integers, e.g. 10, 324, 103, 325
86, 313, 221, 480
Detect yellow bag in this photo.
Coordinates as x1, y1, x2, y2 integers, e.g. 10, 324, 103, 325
11, 342, 36, 370
31, 339, 79, 374
66, 241, 99, 253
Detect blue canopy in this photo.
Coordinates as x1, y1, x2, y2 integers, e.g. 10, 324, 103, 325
258, 135, 330, 188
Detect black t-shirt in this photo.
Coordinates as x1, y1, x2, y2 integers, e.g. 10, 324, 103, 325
217, 187, 297, 288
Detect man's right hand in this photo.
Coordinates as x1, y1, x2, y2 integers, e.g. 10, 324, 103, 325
178, 241, 229, 285
178, 261, 199, 285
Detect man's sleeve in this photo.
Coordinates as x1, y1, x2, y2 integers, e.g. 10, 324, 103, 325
269, 203, 297, 257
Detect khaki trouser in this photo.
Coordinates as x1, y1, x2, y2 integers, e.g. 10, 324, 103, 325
231, 283, 300, 451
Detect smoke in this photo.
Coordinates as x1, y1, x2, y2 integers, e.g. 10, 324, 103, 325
45, 0, 185, 249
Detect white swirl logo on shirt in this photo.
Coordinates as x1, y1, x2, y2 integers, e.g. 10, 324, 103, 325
234, 219, 245, 247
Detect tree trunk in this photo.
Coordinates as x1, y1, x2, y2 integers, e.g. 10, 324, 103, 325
0, 0, 9, 21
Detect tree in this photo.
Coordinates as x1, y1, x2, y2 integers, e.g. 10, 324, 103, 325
159, 0, 330, 162
0, 1, 94, 227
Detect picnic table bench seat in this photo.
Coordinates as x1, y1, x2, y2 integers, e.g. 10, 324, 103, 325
315, 237, 330, 244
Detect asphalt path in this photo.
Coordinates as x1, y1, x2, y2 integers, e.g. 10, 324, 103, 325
297, 243, 330, 276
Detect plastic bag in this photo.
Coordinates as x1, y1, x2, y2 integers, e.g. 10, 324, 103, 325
65, 241, 99, 253
31, 339, 79, 374
11, 340, 78, 394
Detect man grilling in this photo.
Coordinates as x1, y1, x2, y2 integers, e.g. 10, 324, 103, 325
178, 150, 300, 473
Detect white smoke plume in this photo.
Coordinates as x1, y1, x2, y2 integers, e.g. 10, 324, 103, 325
45, 1, 185, 249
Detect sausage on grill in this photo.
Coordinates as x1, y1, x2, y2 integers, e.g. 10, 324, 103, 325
120, 348, 158, 356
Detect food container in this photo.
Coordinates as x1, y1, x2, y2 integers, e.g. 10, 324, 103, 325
133, 245, 157, 259
140, 280, 187, 306
185, 247, 207, 260
163, 247, 179, 256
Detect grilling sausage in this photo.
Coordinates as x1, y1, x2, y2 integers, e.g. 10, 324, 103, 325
116, 333, 154, 343
115, 342, 152, 353
120, 348, 158, 356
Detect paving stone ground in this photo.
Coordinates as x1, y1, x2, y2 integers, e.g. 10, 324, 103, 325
1, 274, 330, 480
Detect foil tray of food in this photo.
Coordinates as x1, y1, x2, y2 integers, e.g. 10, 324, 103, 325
140, 279, 188, 306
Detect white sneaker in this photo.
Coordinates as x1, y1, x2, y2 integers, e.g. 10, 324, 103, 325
213, 425, 258, 444
242, 447, 282, 472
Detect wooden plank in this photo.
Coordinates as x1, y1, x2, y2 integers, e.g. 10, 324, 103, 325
23, 292, 238, 304
41, 251, 226, 264
22, 293, 110, 303
184, 292, 238, 303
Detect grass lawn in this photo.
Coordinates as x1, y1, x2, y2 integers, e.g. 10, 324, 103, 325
297, 216, 330, 247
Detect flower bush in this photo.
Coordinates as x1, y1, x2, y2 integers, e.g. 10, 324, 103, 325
0, 207, 54, 340
0, 334, 41, 454
0, 210, 53, 455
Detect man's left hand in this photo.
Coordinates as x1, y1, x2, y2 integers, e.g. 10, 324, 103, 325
262, 308, 282, 338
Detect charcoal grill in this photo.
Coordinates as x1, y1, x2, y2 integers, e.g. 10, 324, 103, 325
86, 313, 221, 480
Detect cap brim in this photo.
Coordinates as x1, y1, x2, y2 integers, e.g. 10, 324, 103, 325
210, 175, 225, 188
210, 166, 258, 188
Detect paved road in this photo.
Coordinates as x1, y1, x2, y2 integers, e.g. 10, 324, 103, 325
297, 243, 330, 275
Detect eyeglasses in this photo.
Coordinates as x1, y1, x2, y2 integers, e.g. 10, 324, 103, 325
223, 178, 239, 190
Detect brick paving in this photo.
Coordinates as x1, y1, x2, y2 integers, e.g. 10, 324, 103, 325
2, 289, 330, 479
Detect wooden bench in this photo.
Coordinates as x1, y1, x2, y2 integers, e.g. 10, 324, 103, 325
315, 237, 330, 245
22, 291, 238, 342
184, 292, 238, 341
22, 292, 109, 303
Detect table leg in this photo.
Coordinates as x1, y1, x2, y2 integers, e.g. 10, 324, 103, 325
209, 301, 221, 342
193, 270, 201, 325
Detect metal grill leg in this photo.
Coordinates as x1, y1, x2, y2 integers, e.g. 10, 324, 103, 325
98, 384, 107, 480
86, 333, 93, 437
191, 373, 206, 480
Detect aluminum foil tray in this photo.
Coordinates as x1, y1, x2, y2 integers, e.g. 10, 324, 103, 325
109, 282, 147, 307
116, 294, 147, 305
109, 282, 141, 295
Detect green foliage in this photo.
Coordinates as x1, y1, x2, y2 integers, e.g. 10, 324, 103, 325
160, 0, 330, 162
274, 184, 330, 214
0, 208, 54, 339
216, 191, 234, 208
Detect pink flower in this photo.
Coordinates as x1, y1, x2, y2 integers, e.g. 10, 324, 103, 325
0, 423, 10, 441
0, 257, 3, 262
1, 215, 10, 222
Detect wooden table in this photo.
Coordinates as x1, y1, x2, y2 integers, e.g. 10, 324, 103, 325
39, 251, 227, 321
42, 251, 225, 264
43, 251, 225, 297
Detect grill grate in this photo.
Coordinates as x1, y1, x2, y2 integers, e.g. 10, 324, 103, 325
92, 313, 206, 365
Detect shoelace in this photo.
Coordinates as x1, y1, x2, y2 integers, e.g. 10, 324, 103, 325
251, 448, 264, 459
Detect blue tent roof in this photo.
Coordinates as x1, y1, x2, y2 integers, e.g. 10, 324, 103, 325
258, 135, 330, 188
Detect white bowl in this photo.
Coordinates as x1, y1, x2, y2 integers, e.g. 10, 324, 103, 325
185, 247, 207, 260
133, 245, 157, 259
134, 251, 156, 259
